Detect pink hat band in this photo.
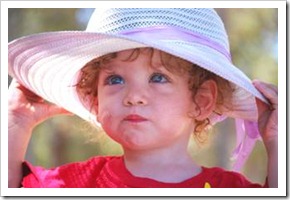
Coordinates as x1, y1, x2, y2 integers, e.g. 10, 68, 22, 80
119, 25, 232, 61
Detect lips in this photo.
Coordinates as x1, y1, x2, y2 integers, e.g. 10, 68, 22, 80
124, 114, 148, 123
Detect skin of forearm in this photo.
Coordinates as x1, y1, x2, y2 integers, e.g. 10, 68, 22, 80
8, 115, 33, 188
265, 137, 278, 188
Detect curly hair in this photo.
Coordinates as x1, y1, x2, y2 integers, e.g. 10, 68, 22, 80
76, 48, 234, 141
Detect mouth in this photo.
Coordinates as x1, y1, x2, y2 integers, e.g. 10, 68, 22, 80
123, 114, 148, 123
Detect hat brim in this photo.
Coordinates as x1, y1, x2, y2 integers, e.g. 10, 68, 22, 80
8, 31, 268, 125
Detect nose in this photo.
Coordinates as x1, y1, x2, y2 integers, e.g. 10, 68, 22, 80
123, 85, 148, 106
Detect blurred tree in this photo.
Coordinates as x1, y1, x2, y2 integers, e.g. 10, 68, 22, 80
216, 8, 278, 85
8, 8, 80, 41
8, 8, 278, 185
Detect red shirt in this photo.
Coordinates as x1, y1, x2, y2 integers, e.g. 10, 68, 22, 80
21, 156, 267, 188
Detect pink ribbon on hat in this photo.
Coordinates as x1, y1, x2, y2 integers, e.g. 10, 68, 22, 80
209, 112, 261, 171
119, 25, 232, 61
232, 119, 261, 171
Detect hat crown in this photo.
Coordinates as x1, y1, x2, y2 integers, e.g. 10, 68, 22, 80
86, 8, 230, 53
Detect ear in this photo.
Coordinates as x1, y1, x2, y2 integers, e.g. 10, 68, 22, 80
192, 80, 217, 121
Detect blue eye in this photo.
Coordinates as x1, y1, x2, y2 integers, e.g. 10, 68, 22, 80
150, 73, 169, 83
105, 75, 124, 85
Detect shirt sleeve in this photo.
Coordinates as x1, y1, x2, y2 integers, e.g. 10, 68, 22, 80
204, 167, 268, 188
218, 170, 269, 188
21, 161, 69, 188
21, 156, 110, 188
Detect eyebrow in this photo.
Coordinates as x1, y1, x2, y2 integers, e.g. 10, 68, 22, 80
100, 67, 117, 76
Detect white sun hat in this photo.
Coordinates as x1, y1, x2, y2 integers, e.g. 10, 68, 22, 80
8, 8, 268, 171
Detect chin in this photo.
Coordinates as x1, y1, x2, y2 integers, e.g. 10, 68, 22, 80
108, 130, 157, 150
121, 138, 154, 151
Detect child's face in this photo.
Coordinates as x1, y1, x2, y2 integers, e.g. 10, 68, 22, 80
96, 49, 197, 151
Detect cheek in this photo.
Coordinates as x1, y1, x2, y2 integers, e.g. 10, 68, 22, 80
97, 108, 116, 139
97, 91, 112, 122
97, 108, 111, 125
155, 92, 194, 114
97, 98, 121, 132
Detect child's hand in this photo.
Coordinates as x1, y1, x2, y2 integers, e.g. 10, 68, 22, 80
8, 79, 71, 129
253, 80, 278, 143
253, 80, 278, 188
8, 79, 72, 188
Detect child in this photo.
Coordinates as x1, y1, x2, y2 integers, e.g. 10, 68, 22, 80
8, 8, 278, 188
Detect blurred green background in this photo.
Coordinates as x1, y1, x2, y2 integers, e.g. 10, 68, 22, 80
8, 8, 278, 185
